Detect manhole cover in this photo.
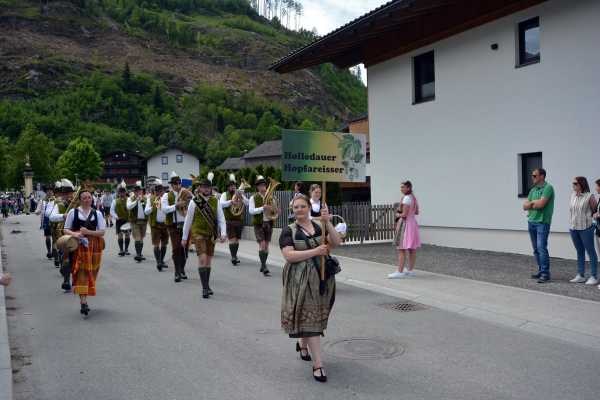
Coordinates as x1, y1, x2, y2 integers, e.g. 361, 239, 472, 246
324, 338, 404, 360
378, 302, 428, 312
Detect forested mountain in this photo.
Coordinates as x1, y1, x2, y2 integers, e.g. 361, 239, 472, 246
0, 0, 367, 188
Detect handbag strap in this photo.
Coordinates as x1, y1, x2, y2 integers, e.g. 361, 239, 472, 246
293, 222, 322, 270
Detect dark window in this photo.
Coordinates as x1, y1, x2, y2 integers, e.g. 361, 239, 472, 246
413, 51, 435, 104
519, 152, 542, 197
161, 172, 169, 181
518, 17, 540, 66
161, 156, 168, 165
176, 154, 183, 163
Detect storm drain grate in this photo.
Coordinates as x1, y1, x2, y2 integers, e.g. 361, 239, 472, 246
378, 301, 428, 312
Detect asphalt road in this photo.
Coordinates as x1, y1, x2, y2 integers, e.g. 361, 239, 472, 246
2, 215, 600, 400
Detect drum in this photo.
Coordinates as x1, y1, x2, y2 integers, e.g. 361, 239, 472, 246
56, 235, 79, 253
120, 222, 132, 233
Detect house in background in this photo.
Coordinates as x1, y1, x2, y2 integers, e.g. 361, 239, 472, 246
216, 140, 282, 171
271, 0, 599, 259
101, 151, 146, 186
340, 113, 371, 202
147, 147, 200, 188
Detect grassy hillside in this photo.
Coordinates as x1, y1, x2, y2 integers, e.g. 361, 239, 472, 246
0, 0, 367, 189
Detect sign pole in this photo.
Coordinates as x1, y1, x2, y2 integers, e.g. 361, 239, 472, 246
320, 181, 327, 282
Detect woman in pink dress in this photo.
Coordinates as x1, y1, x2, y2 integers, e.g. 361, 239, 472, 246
388, 181, 421, 278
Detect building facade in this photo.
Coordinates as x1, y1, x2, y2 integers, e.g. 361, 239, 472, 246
147, 148, 200, 187
271, 0, 599, 259
101, 151, 147, 186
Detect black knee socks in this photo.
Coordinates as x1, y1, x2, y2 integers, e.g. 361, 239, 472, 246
258, 250, 268, 270
118, 237, 124, 252
229, 243, 239, 259
124, 237, 130, 251
135, 241, 143, 257
160, 246, 167, 264
45, 237, 51, 253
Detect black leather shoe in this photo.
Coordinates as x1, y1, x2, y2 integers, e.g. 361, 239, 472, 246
202, 288, 210, 299
134, 255, 142, 262
80, 304, 89, 316
125, 251, 131, 255
46, 252, 53, 259
61, 282, 71, 292
118, 251, 125, 257
263, 269, 271, 277
296, 342, 312, 361
180, 272, 188, 280
174, 273, 182, 283
531, 273, 541, 279
313, 367, 327, 383
156, 264, 163, 272
537, 275, 550, 283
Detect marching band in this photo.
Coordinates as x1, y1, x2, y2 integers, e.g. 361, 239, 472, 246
33, 171, 330, 314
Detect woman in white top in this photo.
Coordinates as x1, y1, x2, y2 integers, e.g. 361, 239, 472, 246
568, 177, 598, 285
63, 190, 106, 316
309, 184, 325, 218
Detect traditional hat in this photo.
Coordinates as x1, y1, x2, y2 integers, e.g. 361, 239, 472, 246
255, 175, 267, 186
52, 181, 62, 191
117, 180, 127, 193
198, 172, 213, 187
169, 171, 181, 184
59, 179, 75, 193
133, 180, 143, 190
228, 173, 236, 186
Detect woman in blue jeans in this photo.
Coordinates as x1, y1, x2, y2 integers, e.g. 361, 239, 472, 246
568, 177, 598, 285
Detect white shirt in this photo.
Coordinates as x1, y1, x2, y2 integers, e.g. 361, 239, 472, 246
402, 195, 413, 206
219, 191, 249, 209
310, 198, 321, 214
249, 193, 266, 216
161, 190, 186, 224
181, 198, 227, 241
64, 207, 106, 231
49, 202, 67, 223
110, 197, 128, 220
41, 200, 55, 218
127, 195, 147, 220
145, 195, 166, 223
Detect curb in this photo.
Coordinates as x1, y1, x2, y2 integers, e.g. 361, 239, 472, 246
0, 240, 13, 400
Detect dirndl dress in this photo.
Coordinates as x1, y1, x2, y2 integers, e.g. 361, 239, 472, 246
393, 194, 421, 250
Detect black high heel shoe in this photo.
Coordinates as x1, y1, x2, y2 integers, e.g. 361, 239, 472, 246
296, 342, 312, 361
313, 367, 327, 383
80, 303, 89, 316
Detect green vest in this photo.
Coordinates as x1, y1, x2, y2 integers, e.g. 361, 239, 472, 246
165, 191, 177, 225
115, 198, 129, 220
252, 193, 265, 226
148, 195, 159, 227
223, 191, 242, 222
191, 196, 219, 238
128, 197, 148, 222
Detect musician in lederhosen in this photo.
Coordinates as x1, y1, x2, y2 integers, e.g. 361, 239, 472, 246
127, 181, 149, 262
49, 179, 76, 291
145, 179, 169, 271
110, 182, 131, 257
36, 184, 57, 260
161, 172, 191, 282
182, 175, 226, 298
219, 174, 249, 266
249, 175, 273, 277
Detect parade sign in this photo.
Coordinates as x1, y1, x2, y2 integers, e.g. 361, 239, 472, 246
282, 130, 367, 183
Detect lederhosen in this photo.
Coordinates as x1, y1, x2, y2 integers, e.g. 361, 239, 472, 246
129, 197, 148, 241
224, 192, 243, 240
166, 191, 187, 276
252, 193, 273, 243
149, 195, 169, 247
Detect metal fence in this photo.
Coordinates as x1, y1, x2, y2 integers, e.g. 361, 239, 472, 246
241, 191, 397, 243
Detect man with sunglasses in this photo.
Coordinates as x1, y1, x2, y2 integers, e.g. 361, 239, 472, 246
523, 168, 555, 283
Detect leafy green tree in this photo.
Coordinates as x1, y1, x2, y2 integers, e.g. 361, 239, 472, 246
0, 137, 12, 190
56, 137, 104, 182
13, 123, 57, 186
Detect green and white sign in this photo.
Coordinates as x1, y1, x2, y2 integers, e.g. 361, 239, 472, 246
282, 130, 367, 183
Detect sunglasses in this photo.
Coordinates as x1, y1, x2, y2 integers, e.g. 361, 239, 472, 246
572, 182, 579, 185
531, 174, 538, 178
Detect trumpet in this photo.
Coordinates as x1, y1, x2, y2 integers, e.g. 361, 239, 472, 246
263, 178, 280, 221
230, 179, 250, 217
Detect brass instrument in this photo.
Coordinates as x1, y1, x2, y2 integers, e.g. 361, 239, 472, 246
176, 188, 193, 216
230, 179, 250, 217
263, 178, 281, 221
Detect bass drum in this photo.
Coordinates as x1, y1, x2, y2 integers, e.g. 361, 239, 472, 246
56, 235, 79, 253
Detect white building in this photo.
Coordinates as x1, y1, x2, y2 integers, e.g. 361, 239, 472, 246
147, 148, 200, 187
272, 0, 599, 259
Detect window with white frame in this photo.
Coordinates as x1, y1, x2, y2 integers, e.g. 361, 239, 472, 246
161, 156, 168, 165
176, 154, 183, 163
161, 172, 168, 181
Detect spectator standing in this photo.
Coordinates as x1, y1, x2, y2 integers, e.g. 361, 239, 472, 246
568, 177, 598, 285
101, 189, 114, 227
523, 168, 555, 283
388, 181, 421, 279
593, 179, 600, 289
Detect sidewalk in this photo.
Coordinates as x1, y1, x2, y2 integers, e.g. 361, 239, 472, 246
0, 243, 13, 400
215, 240, 600, 351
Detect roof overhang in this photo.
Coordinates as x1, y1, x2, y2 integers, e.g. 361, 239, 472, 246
270, 0, 547, 73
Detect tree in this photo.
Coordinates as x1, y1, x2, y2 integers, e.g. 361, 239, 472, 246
13, 123, 57, 186
56, 137, 104, 183
0, 137, 12, 190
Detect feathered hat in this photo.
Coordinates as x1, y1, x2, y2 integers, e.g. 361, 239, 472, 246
169, 171, 181, 184
228, 173, 236, 186
134, 180, 143, 190
59, 178, 75, 193
117, 180, 127, 193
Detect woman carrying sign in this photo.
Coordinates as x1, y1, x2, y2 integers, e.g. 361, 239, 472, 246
280, 194, 342, 383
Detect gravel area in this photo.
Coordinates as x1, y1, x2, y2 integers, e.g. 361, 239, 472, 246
333, 243, 600, 302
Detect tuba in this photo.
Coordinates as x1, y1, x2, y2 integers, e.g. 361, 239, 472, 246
230, 179, 251, 217
263, 178, 281, 221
